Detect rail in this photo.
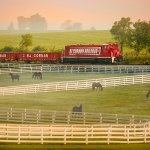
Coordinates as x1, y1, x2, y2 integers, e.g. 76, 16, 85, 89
0, 123, 150, 144
0, 74, 150, 96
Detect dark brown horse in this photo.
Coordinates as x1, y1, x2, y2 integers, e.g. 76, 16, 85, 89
72, 104, 82, 115
9, 73, 20, 82
92, 82, 103, 91
146, 90, 150, 99
32, 72, 42, 80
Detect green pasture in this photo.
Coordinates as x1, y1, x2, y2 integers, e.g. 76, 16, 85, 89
0, 72, 150, 115
0, 72, 131, 87
0, 72, 150, 149
0, 30, 132, 53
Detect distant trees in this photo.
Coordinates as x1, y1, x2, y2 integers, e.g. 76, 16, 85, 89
110, 17, 150, 54
7, 22, 15, 30
60, 20, 82, 30
90, 26, 96, 30
17, 13, 47, 30
17, 16, 29, 30
131, 20, 150, 53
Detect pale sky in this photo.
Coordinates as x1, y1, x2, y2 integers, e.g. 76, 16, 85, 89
0, 0, 150, 30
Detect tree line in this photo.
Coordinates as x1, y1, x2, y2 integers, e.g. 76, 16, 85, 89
7, 13, 95, 31
110, 17, 150, 54
110, 17, 150, 64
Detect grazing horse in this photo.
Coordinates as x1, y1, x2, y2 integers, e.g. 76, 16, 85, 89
92, 82, 103, 91
146, 90, 150, 99
32, 72, 42, 80
72, 104, 82, 115
9, 73, 20, 82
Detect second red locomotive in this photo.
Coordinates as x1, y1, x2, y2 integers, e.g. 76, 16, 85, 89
0, 43, 123, 64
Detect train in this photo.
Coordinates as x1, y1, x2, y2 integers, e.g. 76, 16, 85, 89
0, 43, 123, 64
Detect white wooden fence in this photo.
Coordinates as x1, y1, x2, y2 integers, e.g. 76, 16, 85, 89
0, 64, 150, 74
0, 107, 150, 125
0, 123, 150, 144
0, 74, 150, 96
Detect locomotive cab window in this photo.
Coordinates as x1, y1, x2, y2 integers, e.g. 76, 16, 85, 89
102, 45, 108, 50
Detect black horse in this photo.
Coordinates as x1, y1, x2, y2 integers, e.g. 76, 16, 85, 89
92, 82, 103, 91
72, 104, 82, 115
32, 72, 42, 80
146, 90, 150, 99
9, 73, 20, 82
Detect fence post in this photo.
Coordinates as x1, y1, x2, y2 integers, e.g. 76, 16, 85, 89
86, 128, 88, 144
20, 68, 22, 73
107, 128, 110, 145
83, 112, 86, 124
116, 114, 118, 124
52, 111, 56, 123
41, 127, 43, 144
67, 111, 70, 124
99, 113, 102, 124
127, 129, 129, 144
64, 127, 66, 144
18, 126, 20, 144
132, 76, 134, 85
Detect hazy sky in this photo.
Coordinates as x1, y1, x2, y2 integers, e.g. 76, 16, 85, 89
0, 0, 150, 30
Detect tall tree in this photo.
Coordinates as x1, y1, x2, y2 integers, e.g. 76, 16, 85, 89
131, 20, 150, 52
60, 20, 73, 30
72, 23, 82, 30
17, 16, 29, 30
17, 14, 47, 30
20, 34, 32, 50
110, 17, 132, 53
29, 13, 47, 30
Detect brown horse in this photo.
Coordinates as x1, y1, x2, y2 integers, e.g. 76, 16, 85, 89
72, 104, 82, 115
9, 73, 20, 82
32, 72, 42, 80
146, 90, 150, 99
92, 82, 103, 91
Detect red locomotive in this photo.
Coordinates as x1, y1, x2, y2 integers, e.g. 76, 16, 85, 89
0, 43, 123, 64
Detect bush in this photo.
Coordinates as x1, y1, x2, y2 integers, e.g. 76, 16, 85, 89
32, 45, 47, 52
1, 46, 14, 52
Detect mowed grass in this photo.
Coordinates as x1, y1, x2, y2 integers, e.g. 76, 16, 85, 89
0, 30, 132, 53
0, 72, 150, 115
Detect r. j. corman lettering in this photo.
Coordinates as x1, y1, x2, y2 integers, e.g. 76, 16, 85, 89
69, 48, 101, 55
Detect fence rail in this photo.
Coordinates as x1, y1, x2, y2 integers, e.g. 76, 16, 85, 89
0, 64, 150, 74
0, 74, 150, 96
0, 107, 150, 125
0, 123, 150, 144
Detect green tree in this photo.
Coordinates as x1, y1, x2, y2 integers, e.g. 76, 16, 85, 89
131, 20, 150, 52
110, 17, 132, 53
20, 34, 32, 51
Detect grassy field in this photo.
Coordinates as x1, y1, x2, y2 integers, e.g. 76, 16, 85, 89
0, 72, 132, 87
0, 72, 150, 115
0, 30, 132, 53
0, 72, 150, 149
